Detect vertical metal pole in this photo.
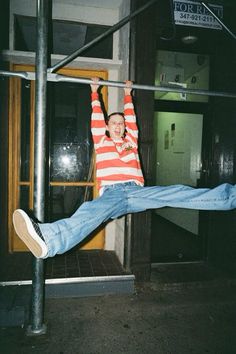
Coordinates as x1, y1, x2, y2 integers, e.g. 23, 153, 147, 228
201, 2, 236, 41
27, 0, 48, 336
124, 214, 132, 272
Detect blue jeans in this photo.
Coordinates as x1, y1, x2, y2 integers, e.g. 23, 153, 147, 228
39, 182, 236, 257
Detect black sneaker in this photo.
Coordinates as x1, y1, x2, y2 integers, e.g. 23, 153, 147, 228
13, 209, 48, 258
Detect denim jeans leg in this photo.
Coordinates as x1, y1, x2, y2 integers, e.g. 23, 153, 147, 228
39, 185, 128, 257
39, 182, 236, 257
126, 183, 236, 213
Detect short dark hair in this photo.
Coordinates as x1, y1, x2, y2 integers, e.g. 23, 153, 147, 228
105, 112, 126, 138
105, 112, 124, 124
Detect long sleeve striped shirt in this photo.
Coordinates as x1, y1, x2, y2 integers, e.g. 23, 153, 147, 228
91, 92, 144, 193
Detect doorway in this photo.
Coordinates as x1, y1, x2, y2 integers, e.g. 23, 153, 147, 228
151, 111, 207, 263
8, 64, 108, 253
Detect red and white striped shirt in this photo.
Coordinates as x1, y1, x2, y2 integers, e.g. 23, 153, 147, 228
91, 92, 144, 193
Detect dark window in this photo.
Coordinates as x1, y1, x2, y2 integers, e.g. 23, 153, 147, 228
20, 80, 31, 181
14, 15, 113, 59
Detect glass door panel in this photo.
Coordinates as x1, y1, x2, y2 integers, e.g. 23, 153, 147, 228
20, 81, 31, 181
49, 186, 93, 221
49, 83, 92, 183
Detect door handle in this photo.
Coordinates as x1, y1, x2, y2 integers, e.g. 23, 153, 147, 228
195, 169, 207, 173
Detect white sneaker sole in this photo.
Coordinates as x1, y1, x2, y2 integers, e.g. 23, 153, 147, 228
12, 209, 48, 258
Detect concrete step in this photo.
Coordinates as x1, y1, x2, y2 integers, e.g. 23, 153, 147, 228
0, 274, 135, 327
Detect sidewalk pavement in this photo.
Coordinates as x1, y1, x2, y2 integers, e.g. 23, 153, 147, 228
1, 265, 236, 354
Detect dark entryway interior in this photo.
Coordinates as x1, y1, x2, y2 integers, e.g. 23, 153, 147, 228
151, 1, 236, 265
151, 213, 205, 263
0, 249, 129, 282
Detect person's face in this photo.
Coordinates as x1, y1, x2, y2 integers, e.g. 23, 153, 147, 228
106, 114, 125, 140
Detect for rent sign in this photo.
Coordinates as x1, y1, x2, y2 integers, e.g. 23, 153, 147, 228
173, 0, 223, 29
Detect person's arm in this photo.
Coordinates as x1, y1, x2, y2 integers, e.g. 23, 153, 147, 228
90, 77, 106, 147
123, 81, 139, 143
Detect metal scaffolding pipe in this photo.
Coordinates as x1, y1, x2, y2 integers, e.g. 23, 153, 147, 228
124, 214, 132, 272
27, 0, 48, 336
48, 0, 158, 73
0, 70, 28, 79
201, 2, 236, 41
49, 75, 236, 98
1, 70, 236, 98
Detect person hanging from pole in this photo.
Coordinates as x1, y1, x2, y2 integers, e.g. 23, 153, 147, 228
12, 77, 236, 259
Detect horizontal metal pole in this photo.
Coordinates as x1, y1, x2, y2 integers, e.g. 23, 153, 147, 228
0, 70, 29, 79
48, 0, 158, 73
0, 275, 135, 287
1, 70, 236, 98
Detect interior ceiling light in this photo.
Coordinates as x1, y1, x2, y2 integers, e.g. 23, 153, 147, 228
181, 35, 198, 44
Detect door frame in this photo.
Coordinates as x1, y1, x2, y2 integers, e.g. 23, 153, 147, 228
8, 64, 108, 252
152, 99, 211, 262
